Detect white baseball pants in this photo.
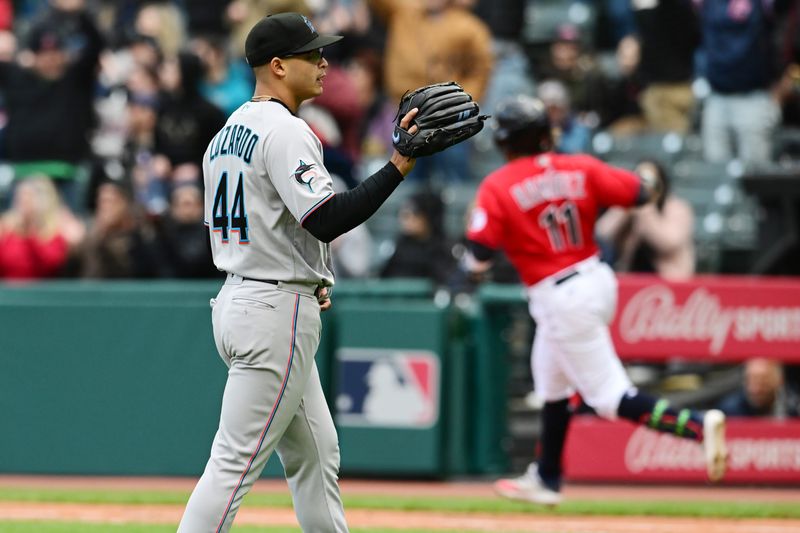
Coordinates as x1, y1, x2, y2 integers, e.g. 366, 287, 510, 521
527, 256, 632, 419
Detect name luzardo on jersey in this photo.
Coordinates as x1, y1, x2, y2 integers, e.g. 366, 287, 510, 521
209, 124, 260, 163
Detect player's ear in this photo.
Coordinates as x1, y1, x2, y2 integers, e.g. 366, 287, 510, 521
269, 57, 287, 79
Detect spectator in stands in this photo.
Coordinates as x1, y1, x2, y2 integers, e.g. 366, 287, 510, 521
718, 358, 800, 418
79, 181, 156, 278
776, 6, 800, 131
773, 63, 800, 162
380, 190, 454, 284
633, 0, 699, 134
299, 100, 359, 189
0, 26, 12, 61
183, 0, 230, 37
0, 28, 16, 164
368, 0, 493, 183
134, 1, 187, 60
313, 0, 372, 39
536, 24, 605, 126
537, 79, 592, 155
329, 176, 374, 278
123, 86, 173, 217
775, 63, 800, 134
226, 0, 311, 62
598, 34, 645, 135
331, 223, 374, 278
697, 0, 788, 165
0, 175, 85, 280
191, 34, 252, 117
152, 182, 220, 279
0, 0, 103, 211
470, 0, 535, 177
155, 50, 226, 169
127, 33, 163, 71
368, 0, 492, 104
312, 54, 367, 166
596, 159, 695, 280
347, 46, 397, 170
0, 0, 11, 31
597, 0, 636, 48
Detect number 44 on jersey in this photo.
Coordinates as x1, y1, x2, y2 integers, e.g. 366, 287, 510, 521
212, 171, 249, 244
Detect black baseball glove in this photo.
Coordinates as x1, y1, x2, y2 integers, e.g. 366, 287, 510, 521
392, 81, 489, 158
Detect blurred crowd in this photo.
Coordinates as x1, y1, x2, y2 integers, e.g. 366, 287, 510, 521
0, 0, 799, 285
1, 1, 798, 420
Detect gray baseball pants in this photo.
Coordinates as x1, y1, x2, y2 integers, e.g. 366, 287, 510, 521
178, 275, 348, 532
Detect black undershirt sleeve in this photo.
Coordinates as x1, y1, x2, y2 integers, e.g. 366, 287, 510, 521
302, 162, 404, 243
467, 239, 496, 262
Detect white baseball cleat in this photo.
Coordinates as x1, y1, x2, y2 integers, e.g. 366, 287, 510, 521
703, 409, 728, 482
493, 464, 562, 506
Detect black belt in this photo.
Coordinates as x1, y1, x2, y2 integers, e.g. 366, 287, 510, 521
240, 276, 324, 298
553, 270, 579, 285
242, 276, 279, 285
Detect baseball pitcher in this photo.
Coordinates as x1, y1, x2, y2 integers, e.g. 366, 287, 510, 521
178, 12, 484, 532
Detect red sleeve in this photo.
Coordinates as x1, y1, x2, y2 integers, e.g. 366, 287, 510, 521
582, 156, 641, 208
466, 181, 505, 249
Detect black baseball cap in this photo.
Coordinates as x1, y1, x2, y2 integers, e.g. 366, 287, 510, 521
245, 13, 342, 67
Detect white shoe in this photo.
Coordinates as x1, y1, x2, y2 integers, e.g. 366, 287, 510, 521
703, 409, 728, 482
493, 464, 562, 506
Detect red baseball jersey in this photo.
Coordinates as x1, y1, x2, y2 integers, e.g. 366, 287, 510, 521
466, 153, 641, 286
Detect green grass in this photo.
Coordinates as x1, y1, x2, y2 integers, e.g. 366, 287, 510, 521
0, 488, 195, 506
0, 523, 468, 533
0, 486, 798, 520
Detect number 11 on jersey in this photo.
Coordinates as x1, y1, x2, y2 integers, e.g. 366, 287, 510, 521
212, 171, 250, 244
538, 200, 582, 252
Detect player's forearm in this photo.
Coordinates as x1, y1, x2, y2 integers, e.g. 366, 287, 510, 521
461, 239, 495, 283
302, 162, 403, 243
595, 207, 631, 240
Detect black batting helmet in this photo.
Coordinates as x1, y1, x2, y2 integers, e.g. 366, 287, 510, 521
492, 95, 552, 155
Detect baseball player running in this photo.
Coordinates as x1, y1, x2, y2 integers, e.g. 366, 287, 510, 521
464, 95, 728, 505
177, 13, 421, 532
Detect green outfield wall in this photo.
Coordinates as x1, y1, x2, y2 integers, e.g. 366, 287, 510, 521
0, 280, 509, 478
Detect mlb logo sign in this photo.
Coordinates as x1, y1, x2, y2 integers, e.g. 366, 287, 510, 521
335, 348, 440, 429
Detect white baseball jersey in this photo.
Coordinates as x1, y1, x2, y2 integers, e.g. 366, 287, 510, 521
203, 100, 335, 286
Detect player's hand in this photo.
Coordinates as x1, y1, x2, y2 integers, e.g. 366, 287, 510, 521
317, 287, 332, 312
390, 108, 418, 177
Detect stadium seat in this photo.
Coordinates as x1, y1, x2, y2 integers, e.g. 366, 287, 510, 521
521, 0, 596, 46
592, 131, 686, 167
772, 127, 800, 164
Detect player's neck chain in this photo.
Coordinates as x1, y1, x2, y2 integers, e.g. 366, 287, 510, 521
250, 95, 293, 114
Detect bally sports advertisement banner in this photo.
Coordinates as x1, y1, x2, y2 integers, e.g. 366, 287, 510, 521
569, 274, 800, 483
610, 275, 800, 362
565, 417, 800, 483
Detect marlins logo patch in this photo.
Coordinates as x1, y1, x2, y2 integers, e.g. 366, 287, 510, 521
292, 160, 317, 192
301, 15, 316, 33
